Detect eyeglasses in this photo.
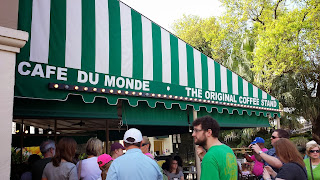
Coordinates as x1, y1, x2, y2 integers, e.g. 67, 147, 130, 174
142, 143, 149, 146
271, 136, 279, 139
193, 129, 204, 133
309, 150, 320, 153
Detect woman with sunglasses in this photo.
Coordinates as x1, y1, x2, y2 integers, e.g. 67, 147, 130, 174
304, 141, 320, 180
262, 138, 307, 180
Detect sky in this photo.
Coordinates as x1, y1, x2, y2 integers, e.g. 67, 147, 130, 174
120, 0, 225, 32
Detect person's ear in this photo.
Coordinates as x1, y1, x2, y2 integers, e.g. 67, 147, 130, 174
139, 141, 142, 148
206, 129, 212, 137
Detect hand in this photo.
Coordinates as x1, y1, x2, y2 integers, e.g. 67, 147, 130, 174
264, 166, 276, 178
196, 146, 206, 160
263, 168, 271, 180
251, 144, 262, 154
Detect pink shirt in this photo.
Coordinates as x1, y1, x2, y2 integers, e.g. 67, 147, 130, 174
251, 148, 268, 176
144, 152, 154, 159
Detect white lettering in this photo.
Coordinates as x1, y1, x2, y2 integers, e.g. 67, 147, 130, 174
142, 81, 149, 91
89, 72, 99, 85
46, 65, 56, 79
105, 75, 115, 87
31, 64, 45, 78
126, 78, 134, 89
77, 71, 88, 83
18, 61, 31, 76
57, 67, 67, 81
116, 77, 125, 88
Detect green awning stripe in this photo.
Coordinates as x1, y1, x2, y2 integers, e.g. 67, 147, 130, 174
109, 0, 121, 76
81, 0, 96, 72
152, 23, 162, 82
170, 34, 179, 85
201, 54, 209, 90
131, 10, 143, 80
48, 0, 66, 67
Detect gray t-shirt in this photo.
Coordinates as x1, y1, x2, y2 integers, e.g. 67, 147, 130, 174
42, 161, 77, 180
164, 170, 184, 180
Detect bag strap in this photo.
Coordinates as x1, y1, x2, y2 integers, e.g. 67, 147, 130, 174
310, 158, 315, 180
77, 160, 82, 180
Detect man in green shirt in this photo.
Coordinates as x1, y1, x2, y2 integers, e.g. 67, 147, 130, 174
192, 116, 238, 180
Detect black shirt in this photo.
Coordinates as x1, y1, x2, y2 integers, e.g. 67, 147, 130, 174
276, 162, 307, 180
31, 157, 52, 180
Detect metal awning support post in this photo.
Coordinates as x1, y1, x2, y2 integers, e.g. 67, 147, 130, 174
20, 119, 24, 163
105, 120, 109, 154
54, 119, 57, 143
193, 109, 201, 179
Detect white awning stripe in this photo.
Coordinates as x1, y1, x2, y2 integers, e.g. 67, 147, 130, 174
30, 0, 51, 64
161, 29, 171, 84
120, 3, 133, 78
253, 85, 258, 98
65, 0, 82, 69
220, 65, 228, 93
193, 49, 202, 89
207, 58, 215, 91
243, 79, 248, 96
232, 72, 238, 95
95, 0, 109, 74
178, 39, 188, 86
141, 16, 153, 81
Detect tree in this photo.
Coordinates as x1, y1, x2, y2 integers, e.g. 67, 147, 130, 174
220, 0, 320, 143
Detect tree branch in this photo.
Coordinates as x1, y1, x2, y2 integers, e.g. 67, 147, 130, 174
252, 6, 265, 25
274, 0, 284, 19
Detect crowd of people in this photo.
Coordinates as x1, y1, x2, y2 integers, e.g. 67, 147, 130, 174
16, 115, 320, 180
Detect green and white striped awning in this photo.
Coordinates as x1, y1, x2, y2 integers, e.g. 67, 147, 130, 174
15, 0, 280, 117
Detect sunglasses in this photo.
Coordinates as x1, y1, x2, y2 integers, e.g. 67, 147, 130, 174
309, 150, 320, 153
271, 136, 279, 139
142, 143, 149, 146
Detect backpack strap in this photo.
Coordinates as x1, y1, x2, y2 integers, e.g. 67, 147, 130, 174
77, 160, 82, 180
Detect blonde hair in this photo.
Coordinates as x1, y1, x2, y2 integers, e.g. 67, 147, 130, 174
306, 142, 320, 157
86, 138, 103, 156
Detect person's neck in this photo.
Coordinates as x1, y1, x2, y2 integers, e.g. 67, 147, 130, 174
111, 154, 118, 159
205, 137, 222, 150
126, 146, 139, 150
87, 155, 95, 158
43, 153, 53, 159
311, 157, 320, 164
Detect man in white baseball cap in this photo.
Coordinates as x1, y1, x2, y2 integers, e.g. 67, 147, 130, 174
107, 128, 163, 180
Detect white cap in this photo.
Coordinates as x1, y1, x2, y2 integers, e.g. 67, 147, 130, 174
123, 128, 143, 144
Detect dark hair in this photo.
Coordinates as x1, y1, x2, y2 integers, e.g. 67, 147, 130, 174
52, 137, 77, 167
274, 138, 305, 168
124, 142, 141, 148
28, 154, 41, 165
174, 156, 183, 167
192, 116, 220, 137
274, 129, 290, 139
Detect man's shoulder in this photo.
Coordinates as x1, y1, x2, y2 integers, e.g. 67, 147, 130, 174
203, 145, 234, 161
266, 147, 276, 156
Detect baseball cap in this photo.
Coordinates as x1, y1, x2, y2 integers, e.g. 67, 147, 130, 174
97, 154, 114, 167
251, 137, 265, 144
110, 142, 125, 152
123, 128, 143, 144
